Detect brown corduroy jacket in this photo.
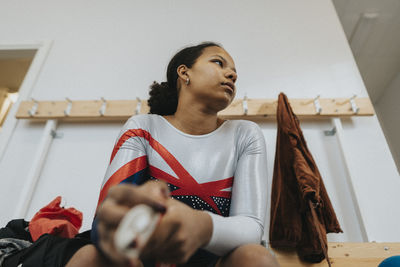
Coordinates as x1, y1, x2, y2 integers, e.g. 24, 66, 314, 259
269, 93, 342, 263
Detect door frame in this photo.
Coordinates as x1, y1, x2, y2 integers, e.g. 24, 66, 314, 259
0, 40, 53, 162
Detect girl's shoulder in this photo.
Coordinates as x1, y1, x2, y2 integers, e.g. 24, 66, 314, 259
123, 114, 161, 130
226, 119, 262, 136
226, 120, 266, 152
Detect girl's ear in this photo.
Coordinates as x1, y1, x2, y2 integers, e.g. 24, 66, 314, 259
177, 64, 189, 81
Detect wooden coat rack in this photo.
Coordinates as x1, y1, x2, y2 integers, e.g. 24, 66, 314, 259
15, 96, 374, 121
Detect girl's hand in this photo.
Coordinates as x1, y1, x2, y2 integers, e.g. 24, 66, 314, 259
140, 198, 213, 264
96, 181, 169, 265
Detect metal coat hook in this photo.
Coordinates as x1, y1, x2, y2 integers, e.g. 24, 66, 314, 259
350, 95, 359, 114
135, 97, 141, 115
314, 95, 322, 115
28, 98, 39, 117
324, 127, 336, 136
99, 97, 107, 116
242, 95, 248, 115
64, 98, 72, 116
50, 129, 64, 139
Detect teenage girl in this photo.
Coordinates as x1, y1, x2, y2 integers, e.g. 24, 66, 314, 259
66, 42, 280, 267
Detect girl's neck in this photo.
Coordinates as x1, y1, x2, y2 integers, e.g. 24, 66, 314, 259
164, 106, 224, 136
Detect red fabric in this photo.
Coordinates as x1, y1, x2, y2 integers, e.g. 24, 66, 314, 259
29, 196, 83, 241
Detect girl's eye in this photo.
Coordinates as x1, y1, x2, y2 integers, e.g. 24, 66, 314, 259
213, 59, 223, 67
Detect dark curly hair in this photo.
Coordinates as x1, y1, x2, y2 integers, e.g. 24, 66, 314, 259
148, 42, 221, 115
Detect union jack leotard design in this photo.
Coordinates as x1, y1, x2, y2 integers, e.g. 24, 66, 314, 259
94, 114, 268, 256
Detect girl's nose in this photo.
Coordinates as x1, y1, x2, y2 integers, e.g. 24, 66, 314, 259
226, 70, 237, 83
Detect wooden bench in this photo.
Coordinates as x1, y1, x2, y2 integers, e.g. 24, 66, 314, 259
271, 243, 400, 266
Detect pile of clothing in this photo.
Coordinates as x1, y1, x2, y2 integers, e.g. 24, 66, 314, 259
0, 197, 90, 267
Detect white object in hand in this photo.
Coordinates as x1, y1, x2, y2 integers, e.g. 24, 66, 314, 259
114, 204, 161, 259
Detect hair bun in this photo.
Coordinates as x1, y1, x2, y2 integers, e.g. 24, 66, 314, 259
160, 81, 169, 87
148, 81, 178, 115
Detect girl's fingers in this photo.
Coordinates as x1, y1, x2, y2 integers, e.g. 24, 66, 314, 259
97, 199, 130, 227
108, 183, 168, 213
140, 213, 180, 260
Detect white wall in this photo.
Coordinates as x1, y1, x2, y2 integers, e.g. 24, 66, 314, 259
375, 72, 400, 172
0, 0, 399, 242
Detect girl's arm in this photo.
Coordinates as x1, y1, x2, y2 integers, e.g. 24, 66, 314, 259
205, 122, 268, 256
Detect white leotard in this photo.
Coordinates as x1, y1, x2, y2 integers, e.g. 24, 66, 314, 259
96, 114, 268, 256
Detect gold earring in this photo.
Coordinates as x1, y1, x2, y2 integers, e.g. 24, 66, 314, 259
186, 78, 190, 85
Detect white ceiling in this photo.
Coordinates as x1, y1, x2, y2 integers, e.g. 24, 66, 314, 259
331, 0, 400, 103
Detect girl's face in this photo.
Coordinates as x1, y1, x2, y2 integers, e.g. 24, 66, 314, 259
185, 46, 238, 112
